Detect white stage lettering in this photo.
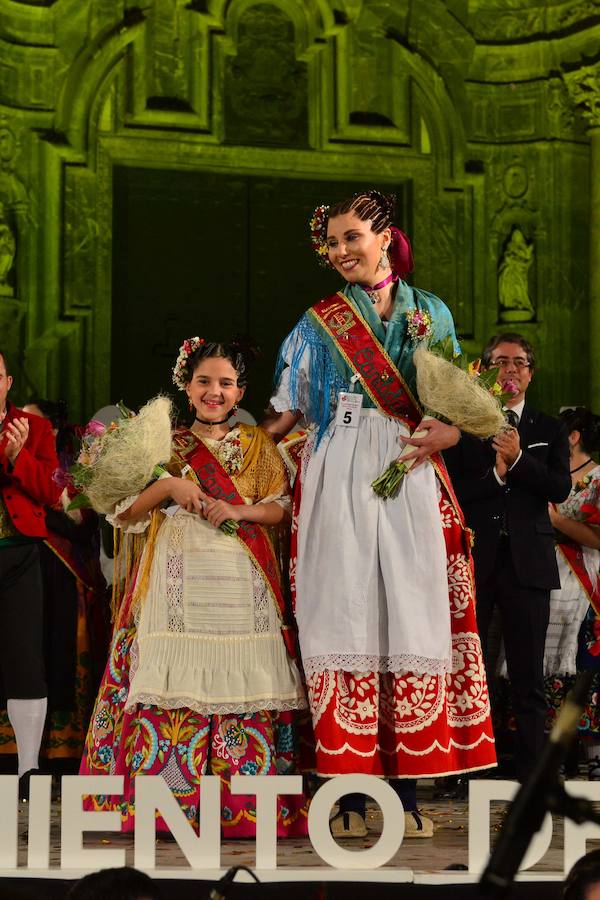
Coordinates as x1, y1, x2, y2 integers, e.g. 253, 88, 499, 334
230, 774, 303, 869
0, 774, 591, 874
308, 774, 405, 869
468, 780, 553, 875
134, 774, 220, 870
27, 774, 52, 869
0, 775, 18, 868
563, 781, 600, 874
60, 775, 126, 869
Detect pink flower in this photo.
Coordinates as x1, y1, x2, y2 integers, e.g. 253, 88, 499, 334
503, 380, 520, 397
86, 419, 106, 437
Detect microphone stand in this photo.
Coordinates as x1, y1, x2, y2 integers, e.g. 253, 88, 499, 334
480, 670, 597, 897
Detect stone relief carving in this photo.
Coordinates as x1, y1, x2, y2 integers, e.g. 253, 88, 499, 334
559, 0, 600, 29
563, 63, 600, 129
224, 4, 308, 146
498, 227, 535, 322
0, 116, 29, 299
0, 202, 16, 296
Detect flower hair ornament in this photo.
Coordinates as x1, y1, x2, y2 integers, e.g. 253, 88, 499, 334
309, 204, 332, 268
172, 336, 205, 390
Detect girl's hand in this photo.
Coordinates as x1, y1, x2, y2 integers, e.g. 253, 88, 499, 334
3, 417, 29, 463
203, 499, 243, 529
169, 477, 209, 515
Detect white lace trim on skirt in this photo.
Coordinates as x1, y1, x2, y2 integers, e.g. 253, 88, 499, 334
303, 653, 453, 676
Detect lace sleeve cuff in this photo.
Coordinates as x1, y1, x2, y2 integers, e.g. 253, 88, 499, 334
106, 495, 151, 533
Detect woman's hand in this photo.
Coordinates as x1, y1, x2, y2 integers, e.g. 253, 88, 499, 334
548, 502, 560, 528
203, 498, 243, 529
169, 477, 209, 515
3, 417, 29, 464
401, 418, 460, 466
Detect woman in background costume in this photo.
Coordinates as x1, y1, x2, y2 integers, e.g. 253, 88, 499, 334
264, 190, 496, 837
80, 339, 307, 837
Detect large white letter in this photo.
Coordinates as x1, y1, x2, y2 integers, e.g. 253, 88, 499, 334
0, 776, 18, 868
308, 775, 406, 870
563, 780, 600, 875
134, 775, 220, 870
27, 775, 52, 869
61, 775, 125, 869
468, 780, 553, 875
230, 775, 303, 869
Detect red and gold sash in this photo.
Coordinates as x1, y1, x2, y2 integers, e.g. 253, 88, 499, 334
174, 431, 297, 659
309, 292, 466, 529
558, 540, 600, 618
309, 292, 422, 430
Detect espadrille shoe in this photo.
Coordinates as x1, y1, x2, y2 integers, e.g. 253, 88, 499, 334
404, 810, 434, 838
329, 811, 368, 838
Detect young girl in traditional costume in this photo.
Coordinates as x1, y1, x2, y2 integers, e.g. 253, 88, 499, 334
80, 339, 308, 837
265, 190, 496, 837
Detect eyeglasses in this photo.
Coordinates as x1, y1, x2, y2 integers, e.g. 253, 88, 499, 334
489, 357, 531, 370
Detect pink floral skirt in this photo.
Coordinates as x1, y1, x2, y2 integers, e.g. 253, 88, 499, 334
80, 597, 308, 837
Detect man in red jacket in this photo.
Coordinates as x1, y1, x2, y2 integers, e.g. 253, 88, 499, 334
0, 349, 61, 799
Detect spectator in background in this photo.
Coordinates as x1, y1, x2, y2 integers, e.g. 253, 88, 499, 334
0, 349, 61, 799
564, 849, 600, 900
0, 399, 109, 769
67, 866, 161, 900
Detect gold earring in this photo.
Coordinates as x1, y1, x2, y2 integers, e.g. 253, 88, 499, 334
188, 397, 193, 410
378, 246, 390, 270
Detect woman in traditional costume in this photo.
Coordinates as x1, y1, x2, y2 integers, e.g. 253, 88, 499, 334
80, 339, 308, 837
265, 190, 496, 837
543, 408, 600, 771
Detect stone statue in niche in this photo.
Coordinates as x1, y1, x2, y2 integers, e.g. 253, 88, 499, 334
0, 202, 16, 296
498, 228, 535, 322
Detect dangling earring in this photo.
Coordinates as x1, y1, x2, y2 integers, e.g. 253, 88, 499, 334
188, 397, 193, 411
233, 403, 239, 413
378, 246, 390, 270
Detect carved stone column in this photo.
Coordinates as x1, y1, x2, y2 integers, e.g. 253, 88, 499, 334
563, 64, 600, 409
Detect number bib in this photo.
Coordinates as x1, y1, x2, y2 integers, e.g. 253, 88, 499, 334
335, 392, 363, 429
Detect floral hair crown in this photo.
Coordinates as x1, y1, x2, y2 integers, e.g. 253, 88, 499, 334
309, 204, 332, 268
172, 336, 205, 390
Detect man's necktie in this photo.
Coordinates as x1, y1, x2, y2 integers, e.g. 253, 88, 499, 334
505, 409, 519, 429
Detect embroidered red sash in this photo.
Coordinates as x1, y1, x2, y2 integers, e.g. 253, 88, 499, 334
309, 292, 422, 430
557, 540, 600, 618
174, 433, 296, 660
309, 292, 467, 529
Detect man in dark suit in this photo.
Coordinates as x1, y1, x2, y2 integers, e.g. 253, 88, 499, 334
444, 332, 571, 781
0, 349, 61, 799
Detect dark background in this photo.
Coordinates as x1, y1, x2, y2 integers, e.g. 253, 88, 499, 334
111, 169, 409, 420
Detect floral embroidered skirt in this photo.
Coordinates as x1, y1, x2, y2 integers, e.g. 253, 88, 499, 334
80, 598, 308, 837
292, 443, 497, 778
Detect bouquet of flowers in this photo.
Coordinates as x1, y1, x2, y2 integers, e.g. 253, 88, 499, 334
68, 397, 173, 513
372, 312, 519, 498
69, 397, 239, 534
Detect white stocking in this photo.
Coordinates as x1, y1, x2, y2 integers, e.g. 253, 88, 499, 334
7, 698, 48, 777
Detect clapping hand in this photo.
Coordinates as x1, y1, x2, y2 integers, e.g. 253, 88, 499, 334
2, 417, 29, 464
492, 426, 520, 467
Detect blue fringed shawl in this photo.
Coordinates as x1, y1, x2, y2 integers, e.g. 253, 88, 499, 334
272, 280, 460, 445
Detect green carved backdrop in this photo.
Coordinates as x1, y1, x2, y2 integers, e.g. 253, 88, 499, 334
0, 0, 598, 420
